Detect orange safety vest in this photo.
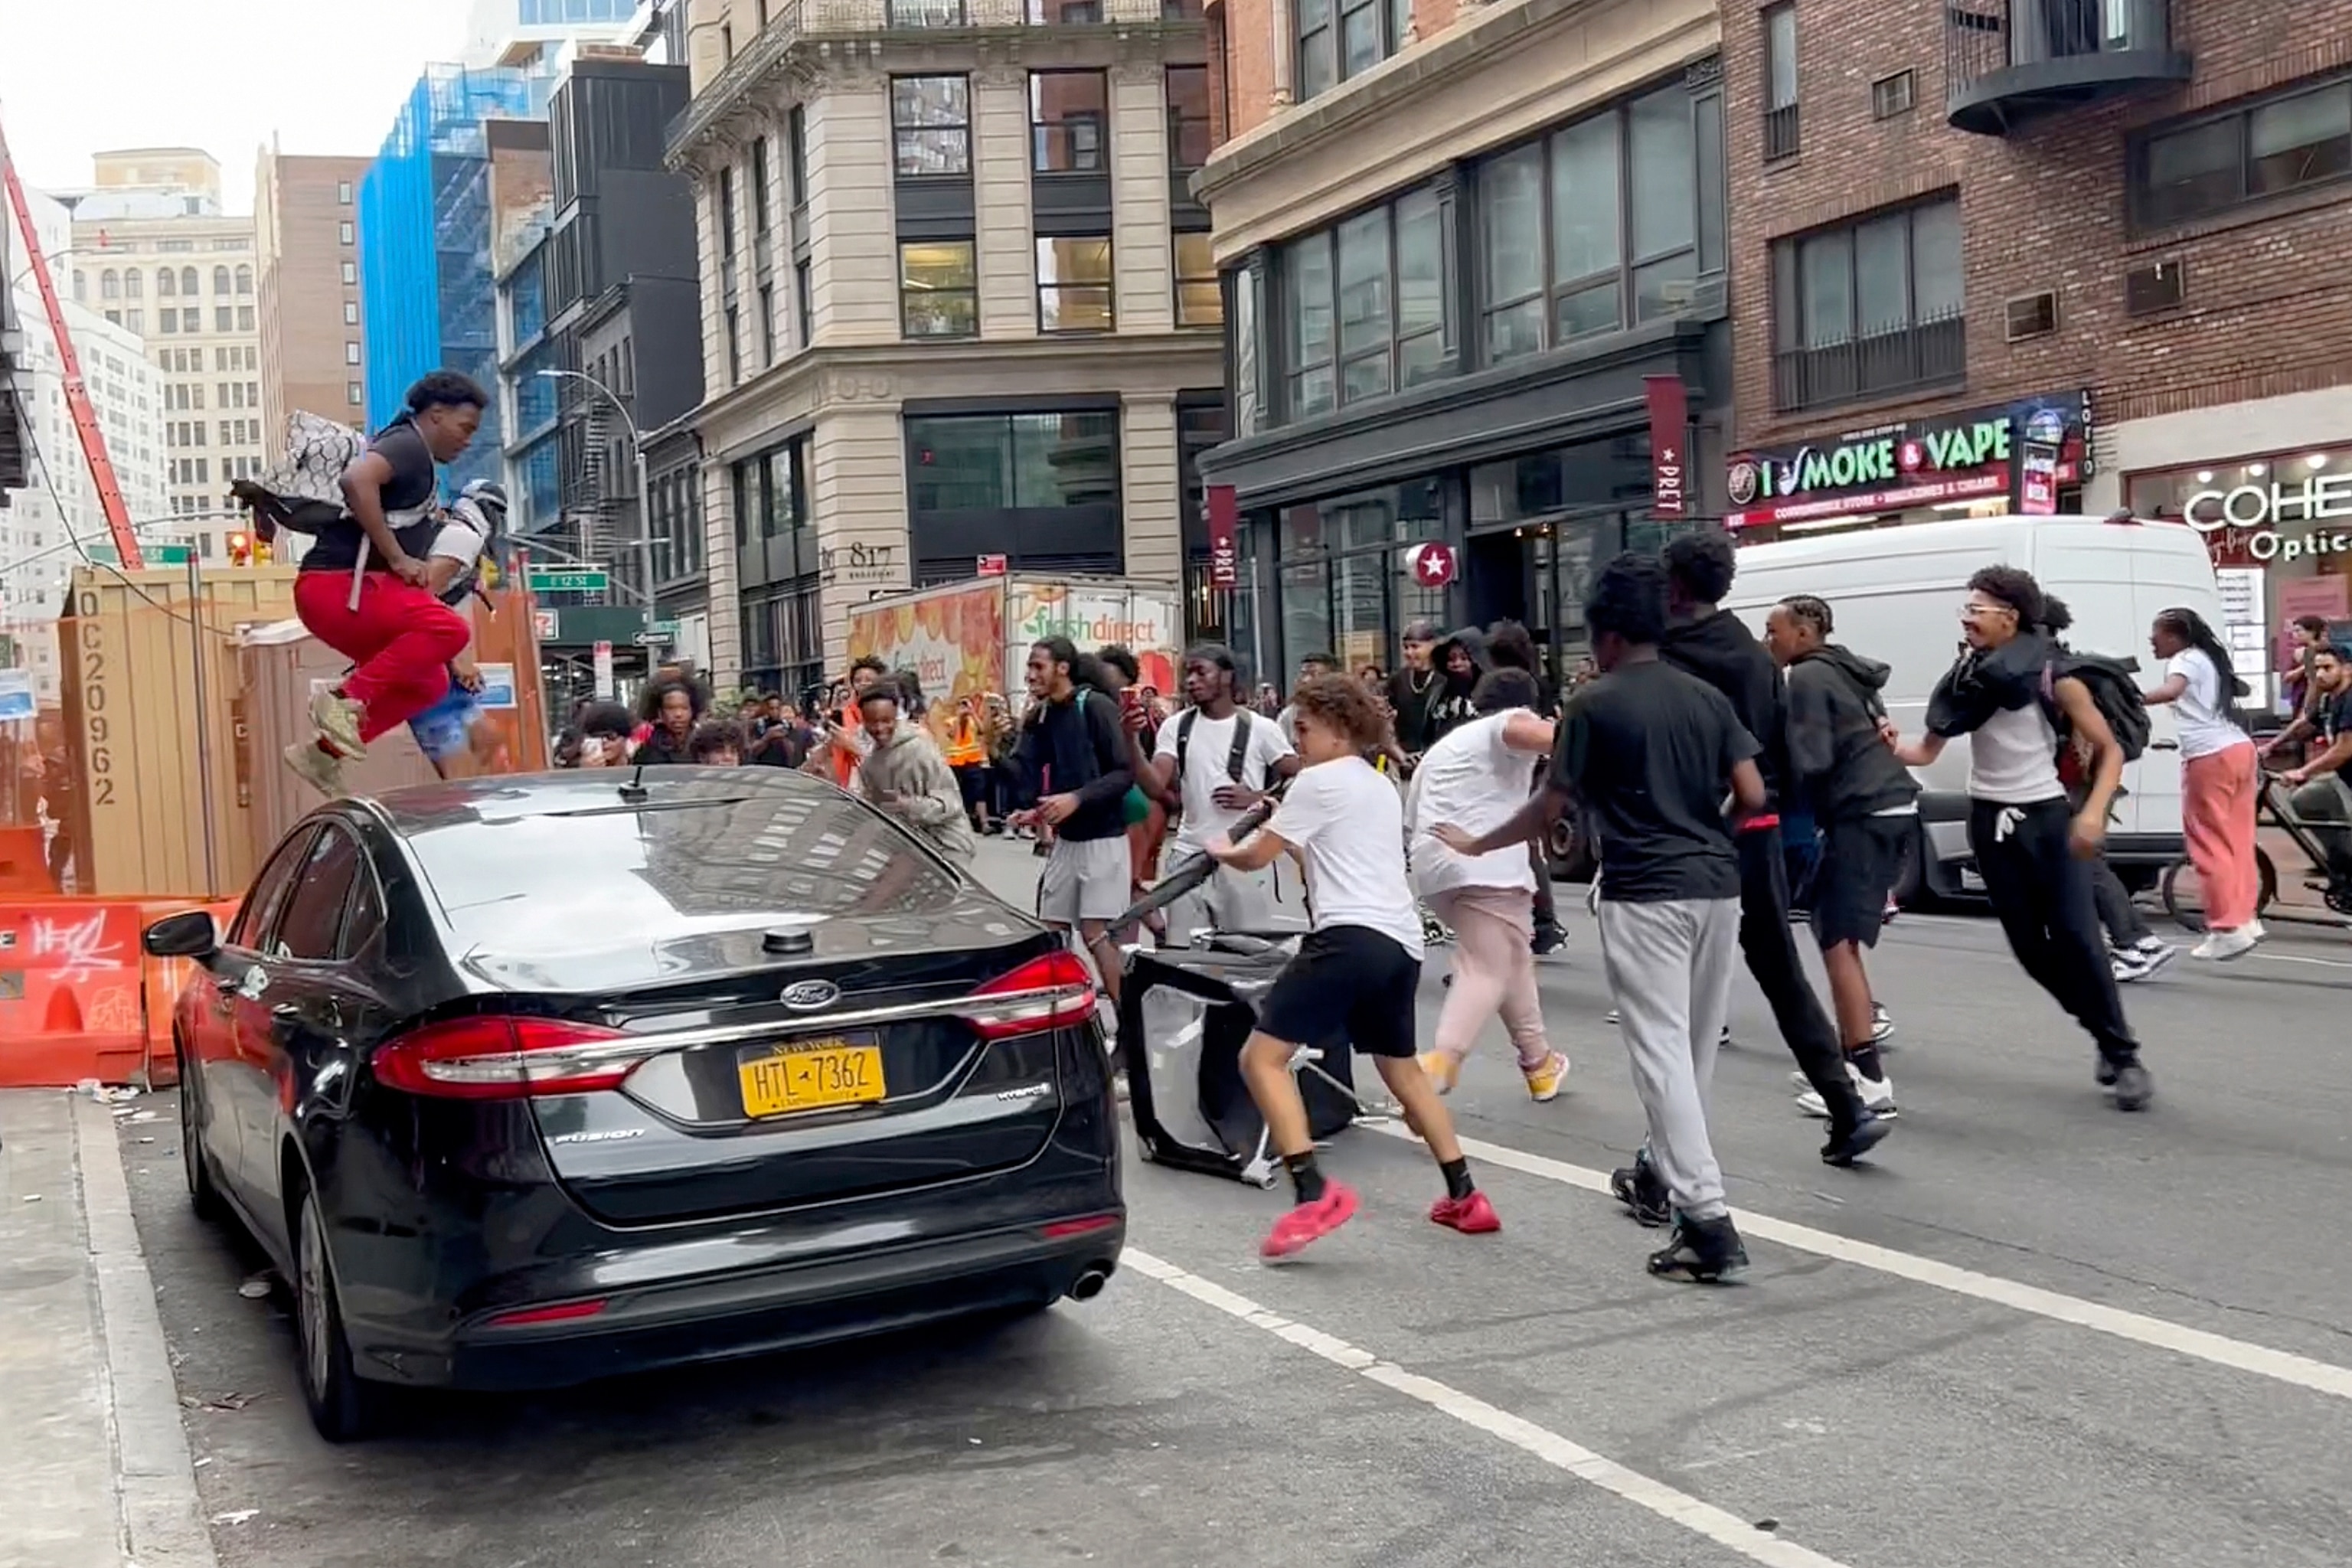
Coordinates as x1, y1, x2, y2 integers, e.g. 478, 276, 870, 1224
944, 717, 987, 768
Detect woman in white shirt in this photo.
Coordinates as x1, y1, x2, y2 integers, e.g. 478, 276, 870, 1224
2144, 606, 2263, 959
1405, 669, 1568, 1101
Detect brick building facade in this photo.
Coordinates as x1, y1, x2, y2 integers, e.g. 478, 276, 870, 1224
1718, 0, 2352, 675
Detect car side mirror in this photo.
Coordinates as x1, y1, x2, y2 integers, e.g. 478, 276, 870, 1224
143, 910, 219, 960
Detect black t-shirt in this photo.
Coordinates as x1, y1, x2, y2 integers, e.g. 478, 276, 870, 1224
1551, 658, 1759, 903
1387, 668, 1442, 754
299, 418, 440, 574
2318, 688, 2352, 783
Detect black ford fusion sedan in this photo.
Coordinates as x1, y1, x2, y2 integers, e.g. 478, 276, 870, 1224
145, 767, 1122, 1441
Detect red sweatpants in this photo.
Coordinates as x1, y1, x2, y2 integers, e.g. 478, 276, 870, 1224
2182, 740, 2261, 931
292, 570, 472, 743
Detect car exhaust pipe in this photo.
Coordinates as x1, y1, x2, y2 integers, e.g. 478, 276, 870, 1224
1067, 1266, 1112, 1302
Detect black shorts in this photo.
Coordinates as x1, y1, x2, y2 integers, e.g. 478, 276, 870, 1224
1257, 925, 1423, 1059
1812, 815, 1914, 949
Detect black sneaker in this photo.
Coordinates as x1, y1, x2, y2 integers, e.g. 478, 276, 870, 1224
1821, 1109, 1893, 1168
1530, 922, 1567, 957
2110, 1060, 2154, 1112
1647, 1213, 1749, 1282
1610, 1155, 1672, 1228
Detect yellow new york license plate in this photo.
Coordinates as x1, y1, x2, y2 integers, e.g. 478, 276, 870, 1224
738, 1037, 887, 1119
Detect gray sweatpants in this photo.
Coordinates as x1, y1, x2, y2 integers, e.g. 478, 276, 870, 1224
1596, 897, 1742, 1221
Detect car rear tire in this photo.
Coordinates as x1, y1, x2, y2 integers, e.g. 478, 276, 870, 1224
177, 1044, 225, 1224
292, 1185, 382, 1443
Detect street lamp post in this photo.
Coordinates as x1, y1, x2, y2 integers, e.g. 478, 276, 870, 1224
536, 368, 657, 644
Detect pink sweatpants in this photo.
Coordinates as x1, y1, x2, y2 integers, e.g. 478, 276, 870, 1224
2183, 740, 2261, 931
1429, 884, 1550, 1070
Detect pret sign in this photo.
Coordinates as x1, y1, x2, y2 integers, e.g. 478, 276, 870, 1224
1206, 482, 1240, 589
1644, 374, 1690, 519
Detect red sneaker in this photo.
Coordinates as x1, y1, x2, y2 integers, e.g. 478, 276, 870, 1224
1259, 1182, 1361, 1259
1429, 1190, 1501, 1234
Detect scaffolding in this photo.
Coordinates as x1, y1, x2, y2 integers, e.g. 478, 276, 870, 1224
358, 64, 546, 495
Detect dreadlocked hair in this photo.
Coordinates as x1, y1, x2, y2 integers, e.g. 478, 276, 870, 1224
2157, 606, 2248, 718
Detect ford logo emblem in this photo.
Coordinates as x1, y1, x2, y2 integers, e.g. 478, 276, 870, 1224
780, 979, 840, 1011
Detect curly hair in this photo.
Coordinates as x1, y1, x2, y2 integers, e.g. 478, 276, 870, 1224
688, 718, 743, 763
1096, 643, 1140, 685
404, 369, 487, 413
1585, 552, 1671, 645
639, 675, 707, 726
1661, 527, 1739, 606
1287, 671, 1389, 750
1965, 564, 2048, 629
1485, 619, 1540, 673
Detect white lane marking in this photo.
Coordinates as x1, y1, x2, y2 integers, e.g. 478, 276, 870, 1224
2240, 947, 2352, 970
1123, 1247, 1852, 1568
1368, 1122, 2352, 1403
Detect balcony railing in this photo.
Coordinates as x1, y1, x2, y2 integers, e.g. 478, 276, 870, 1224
1772, 310, 1967, 415
668, 0, 1203, 162
1762, 102, 1801, 162
1945, 0, 2190, 136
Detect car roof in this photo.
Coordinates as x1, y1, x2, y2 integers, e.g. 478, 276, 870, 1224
361, 765, 838, 835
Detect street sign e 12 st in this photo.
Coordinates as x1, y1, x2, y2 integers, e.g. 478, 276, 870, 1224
527, 565, 610, 594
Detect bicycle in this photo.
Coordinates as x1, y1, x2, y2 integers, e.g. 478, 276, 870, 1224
2160, 772, 2351, 931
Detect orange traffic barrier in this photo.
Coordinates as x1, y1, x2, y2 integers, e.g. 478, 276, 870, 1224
0, 896, 236, 1088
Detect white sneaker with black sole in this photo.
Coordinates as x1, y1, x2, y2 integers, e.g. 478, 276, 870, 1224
1795, 1060, 1897, 1119
2112, 936, 2177, 981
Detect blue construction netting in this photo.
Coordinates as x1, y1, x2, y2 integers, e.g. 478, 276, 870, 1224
358, 64, 547, 496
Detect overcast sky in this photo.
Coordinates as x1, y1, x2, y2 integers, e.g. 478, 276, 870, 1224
2, 0, 480, 216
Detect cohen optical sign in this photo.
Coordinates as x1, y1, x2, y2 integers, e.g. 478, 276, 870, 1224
2187, 472, 2352, 563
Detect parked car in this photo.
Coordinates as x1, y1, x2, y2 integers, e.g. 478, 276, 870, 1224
145, 767, 1123, 1441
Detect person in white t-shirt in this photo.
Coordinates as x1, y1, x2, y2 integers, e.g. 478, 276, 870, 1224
1204, 672, 1498, 1259
2143, 606, 2264, 959
1406, 668, 1568, 1101
1148, 645, 1298, 943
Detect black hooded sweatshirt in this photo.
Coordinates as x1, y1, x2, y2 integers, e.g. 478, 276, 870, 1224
1424, 627, 1494, 746
1785, 645, 1921, 822
1661, 609, 1791, 815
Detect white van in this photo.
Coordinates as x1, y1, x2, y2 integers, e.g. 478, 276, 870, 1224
1725, 515, 2224, 900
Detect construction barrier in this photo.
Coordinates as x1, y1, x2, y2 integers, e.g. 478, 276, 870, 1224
0, 895, 242, 1089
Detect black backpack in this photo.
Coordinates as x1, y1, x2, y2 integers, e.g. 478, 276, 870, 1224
2041, 650, 2152, 763
1174, 707, 1256, 791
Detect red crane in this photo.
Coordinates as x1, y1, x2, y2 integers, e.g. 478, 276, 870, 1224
2, 113, 144, 569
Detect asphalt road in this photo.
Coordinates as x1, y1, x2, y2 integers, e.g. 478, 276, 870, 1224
125, 841, 2352, 1568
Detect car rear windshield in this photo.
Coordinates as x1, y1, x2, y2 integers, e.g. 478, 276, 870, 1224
406, 789, 965, 960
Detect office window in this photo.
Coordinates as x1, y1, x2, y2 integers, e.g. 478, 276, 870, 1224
74, 270, 86, 300
212, 266, 230, 295
892, 76, 970, 175
214, 306, 231, 332
1174, 231, 1221, 327
125, 268, 142, 299
1762, 4, 1799, 161
348, 381, 363, 406
238, 305, 254, 331
725, 305, 742, 381
1031, 70, 1108, 173
246, 347, 256, 371
247, 379, 258, 403
341, 260, 356, 285
901, 241, 978, 336
218, 381, 230, 405
795, 260, 813, 345
345, 341, 361, 364
219, 420, 231, 445
344, 302, 359, 325
1473, 83, 1710, 366
126, 308, 144, 332
102, 270, 120, 299
191, 384, 204, 410
1285, 188, 1442, 414
235, 265, 253, 296
2131, 74, 2352, 228
337, 180, 353, 204
178, 267, 198, 293
180, 307, 199, 332
1167, 67, 1211, 170
788, 106, 809, 207
759, 283, 776, 363
888, 0, 964, 22
1772, 197, 1964, 412
906, 410, 1121, 511
1037, 237, 1114, 331
719, 166, 738, 259
1298, 0, 1408, 103
751, 136, 773, 235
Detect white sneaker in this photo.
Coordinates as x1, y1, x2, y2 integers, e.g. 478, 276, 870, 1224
2192, 925, 2262, 961
282, 740, 345, 798
1870, 1004, 1895, 1045
309, 687, 368, 760
2112, 949, 2154, 982
1796, 1062, 1897, 1119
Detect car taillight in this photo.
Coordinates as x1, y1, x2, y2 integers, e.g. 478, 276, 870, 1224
371, 1016, 645, 1099
956, 950, 1098, 1041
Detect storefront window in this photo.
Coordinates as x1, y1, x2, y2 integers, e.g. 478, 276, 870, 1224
2126, 446, 2352, 710
1272, 479, 1447, 678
